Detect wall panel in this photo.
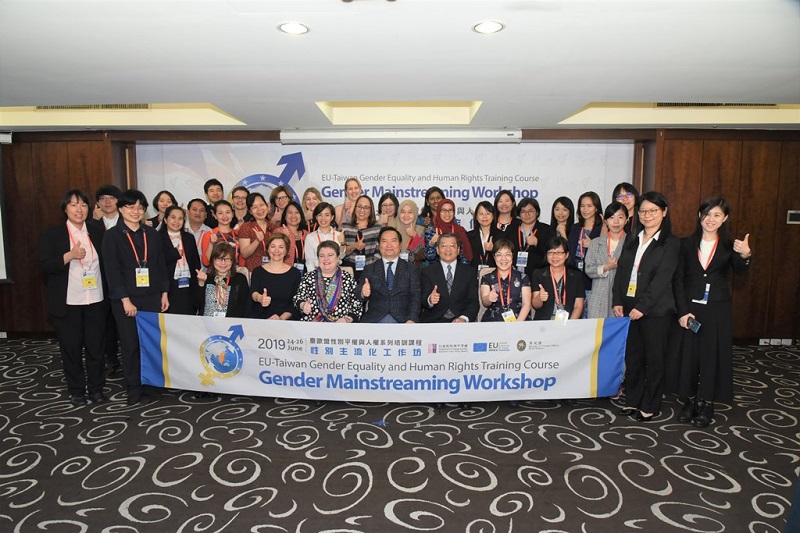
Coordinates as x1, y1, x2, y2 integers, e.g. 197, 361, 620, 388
657, 139, 703, 237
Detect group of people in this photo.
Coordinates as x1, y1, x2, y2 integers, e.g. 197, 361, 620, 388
40, 177, 751, 429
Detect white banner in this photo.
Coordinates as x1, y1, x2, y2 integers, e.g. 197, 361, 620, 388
138, 313, 629, 402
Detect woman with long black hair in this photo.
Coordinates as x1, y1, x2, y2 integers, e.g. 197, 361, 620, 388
672, 196, 751, 428
159, 205, 201, 315
612, 191, 679, 422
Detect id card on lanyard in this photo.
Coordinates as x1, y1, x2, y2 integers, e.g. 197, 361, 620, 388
126, 231, 149, 287
67, 223, 98, 290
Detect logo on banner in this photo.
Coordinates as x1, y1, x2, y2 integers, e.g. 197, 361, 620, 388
198, 325, 245, 386
234, 152, 306, 205
473, 343, 488, 352
517, 340, 527, 352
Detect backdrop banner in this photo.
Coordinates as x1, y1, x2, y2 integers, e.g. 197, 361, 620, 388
137, 312, 629, 402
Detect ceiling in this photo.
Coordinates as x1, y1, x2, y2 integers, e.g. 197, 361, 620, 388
1, 0, 799, 133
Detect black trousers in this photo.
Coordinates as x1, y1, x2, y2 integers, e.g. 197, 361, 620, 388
104, 306, 120, 366
51, 300, 109, 396
624, 314, 672, 414
111, 294, 161, 398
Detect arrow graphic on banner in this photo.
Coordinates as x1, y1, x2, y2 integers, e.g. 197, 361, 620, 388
278, 152, 305, 183
228, 324, 244, 343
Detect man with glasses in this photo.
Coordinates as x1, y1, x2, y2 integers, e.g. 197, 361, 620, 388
93, 184, 123, 375
420, 233, 478, 323
230, 186, 252, 229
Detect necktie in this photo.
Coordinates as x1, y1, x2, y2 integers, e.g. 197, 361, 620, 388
446, 264, 453, 294
386, 261, 394, 291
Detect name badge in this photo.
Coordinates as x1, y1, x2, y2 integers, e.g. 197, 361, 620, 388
262, 256, 270, 265
576, 259, 584, 270
82, 270, 98, 290
212, 310, 225, 318
692, 283, 711, 305
502, 309, 517, 322
355, 254, 366, 271
294, 262, 305, 272
516, 251, 529, 268
399, 252, 409, 262
135, 267, 150, 288
177, 276, 190, 288
554, 307, 569, 324
626, 281, 637, 298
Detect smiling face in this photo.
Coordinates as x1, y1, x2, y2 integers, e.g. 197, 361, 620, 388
304, 191, 320, 212
438, 203, 454, 224
120, 202, 145, 225
249, 197, 269, 221
546, 245, 568, 268
268, 238, 288, 262
437, 235, 459, 263
616, 188, 636, 212
188, 201, 206, 225
519, 203, 538, 225
476, 206, 494, 228
206, 185, 224, 203
316, 206, 334, 230
284, 204, 302, 228
97, 194, 118, 216
399, 204, 415, 226
345, 179, 362, 201
606, 208, 627, 234
232, 190, 248, 211
355, 198, 372, 222
380, 199, 397, 218
580, 197, 596, 222
157, 193, 173, 215
165, 209, 185, 232
427, 191, 443, 213
701, 206, 728, 234
213, 254, 233, 275
215, 204, 234, 227
494, 245, 514, 271
64, 195, 89, 226
379, 230, 400, 260
638, 200, 666, 233
496, 193, 514, 215
553, 202, 570, 223
273, 190, 291, 211
317, 246, 340, 275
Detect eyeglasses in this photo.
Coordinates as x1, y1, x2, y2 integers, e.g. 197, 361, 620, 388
98, 195, 117, 202
232, 195, 248, 201
546, 251, 566, 256
214, 257, 233, 263
616, 193, 635, 200
356, 205, 372, 210
638, 208, 662, 217
275, 195, 290, 202
519, 209, 537, 215
439, 208, 454, 214
122, 205, 144, 212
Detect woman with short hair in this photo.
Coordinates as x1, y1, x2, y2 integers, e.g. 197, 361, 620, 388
249, 233, 302, 320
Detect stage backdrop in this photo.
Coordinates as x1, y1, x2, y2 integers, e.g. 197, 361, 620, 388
137, 313, 629, 402
136, 143, 634, 229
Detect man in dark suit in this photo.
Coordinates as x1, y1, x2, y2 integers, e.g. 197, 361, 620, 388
357, 226, 421, 323
420, 233, 478, 323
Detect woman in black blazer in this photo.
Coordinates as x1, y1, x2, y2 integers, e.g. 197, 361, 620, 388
672, 196, 751, 428
466, 201, 504, 270
159, 205, 202, 315
612, 191, 680, 422
39, 189, 109, 406
194, 243, 250, 318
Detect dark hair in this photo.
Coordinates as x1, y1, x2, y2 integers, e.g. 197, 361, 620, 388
118, 189, 148, 210
95, 184, 122, 201
207, 243, 236, 279
612, 182, 640, 204
550, 196, 575, 235
152, 190, 177, 213
317, 240, 341, 257
213, 200, 233, 214
378, 192, 400, 217
473, 201, 495, 227
492, 238, 515, 254
281, 201, 308, 231
158, 205, 186, 233
694, 196, 731, 245
545, 235, 569, 254
203, 179, 223, 194
313, 202, 336, 227
577, 191, 603, 228
61, 189, 91, 214
187, 198, 207, 211
246, 192, 268, 210
437, 232, 459, 248
494, 190, 517, 218
352, 195, 376, 227
604, 201, 629, 220
420, 187, 445, 220
231, 186, 249, 199
517, 198, 541, 218
625, 191, 672, 251
269, 186, 293, 207
379, 225, 402, 243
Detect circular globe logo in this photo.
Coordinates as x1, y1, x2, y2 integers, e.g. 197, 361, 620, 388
199, 335, 244, 382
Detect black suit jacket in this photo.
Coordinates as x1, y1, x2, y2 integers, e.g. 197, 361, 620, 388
39, 220, 106, 317
160, 229, 202, 286
466, 226, 505, 269
357, 257, 421, 322
420, 261, 479, 323
612, 232, 680, 317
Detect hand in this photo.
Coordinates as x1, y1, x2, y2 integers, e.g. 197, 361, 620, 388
144, 219, 153, 227
210, 232, 219, 243
604, 256, 618, 272
335, 317, 350, 323
70, 242, 86, 261
484, 235, 493, 251
378, 214, 389, 225
613, 305, 624, 318
336, 233, 345, 245
261, 289, 271, 307
361, 278, 371, 298
196, 269, 207, 284
679, 313, 695, 329
556, 223, 567, 238
488, 285, 499, 303
451, 317, 466, 323
405, 226, 417, 238
629, 308, 643, 320
429, 284, 440, 305
537, 284, 548, 302
93, 204, 103, 220
423, 215, 431, 226
255, 230, 265, 242
301, 298, 313, 315
526, 233, 538, 247
581, 235, 592, 249
268, 314, 281, 320
122, 298, 137, 317
733, 233, 751, 257
160, 293, 170, 312
430, 232, 440, 246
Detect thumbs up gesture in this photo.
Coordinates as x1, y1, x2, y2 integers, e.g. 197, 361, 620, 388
733, 233, 751, 258
429, 284, 441, 305
70, 242, 86, 261
485, 235, 494, 251
488, 284, 499, 303
301, 298, 313, 315
537, 283, 549, 302
261, 288, 271, 307
361, 277, 371, 298
196, 269, 207, 284
526, 232, 538, 247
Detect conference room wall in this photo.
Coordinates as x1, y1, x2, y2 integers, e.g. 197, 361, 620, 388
1, 129, 799, 339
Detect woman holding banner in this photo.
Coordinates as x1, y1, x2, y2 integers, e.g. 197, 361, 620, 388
294, 241, 362, 323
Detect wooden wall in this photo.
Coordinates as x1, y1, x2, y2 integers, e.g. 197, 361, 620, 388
1, 129, 799, 339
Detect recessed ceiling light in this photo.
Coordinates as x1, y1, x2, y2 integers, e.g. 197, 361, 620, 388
278, 22, 309, 35
472, 20, 505, 35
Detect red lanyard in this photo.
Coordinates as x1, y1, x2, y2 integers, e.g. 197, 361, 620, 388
497, 270, 512, 308
125, 229, 148, 266
698, 237, 719, 270
518, 225, 537, 250
550, 267, 566, 307
66, 222, 94, 267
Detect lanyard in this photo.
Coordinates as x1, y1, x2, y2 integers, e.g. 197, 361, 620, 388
518, 225, 537, 251
125, 229, 148, 266
550, 267, 566, 308
172, 233, 187, 266
577, 228, 586, 258
497, 270, 512, 309
698, 237, 719, 271
607, 233, 621, 257
479, 228, 491, 263
66, 222, 94, 267
316, 228, 336, 244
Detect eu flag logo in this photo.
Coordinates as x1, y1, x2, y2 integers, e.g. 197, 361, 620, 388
473, 343, 488, 352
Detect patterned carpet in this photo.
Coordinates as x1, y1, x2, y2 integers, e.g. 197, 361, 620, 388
0, 338, 797, 532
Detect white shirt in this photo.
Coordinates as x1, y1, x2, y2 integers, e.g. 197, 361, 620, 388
102, 213, 119, 230
65, 221, 104, 305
